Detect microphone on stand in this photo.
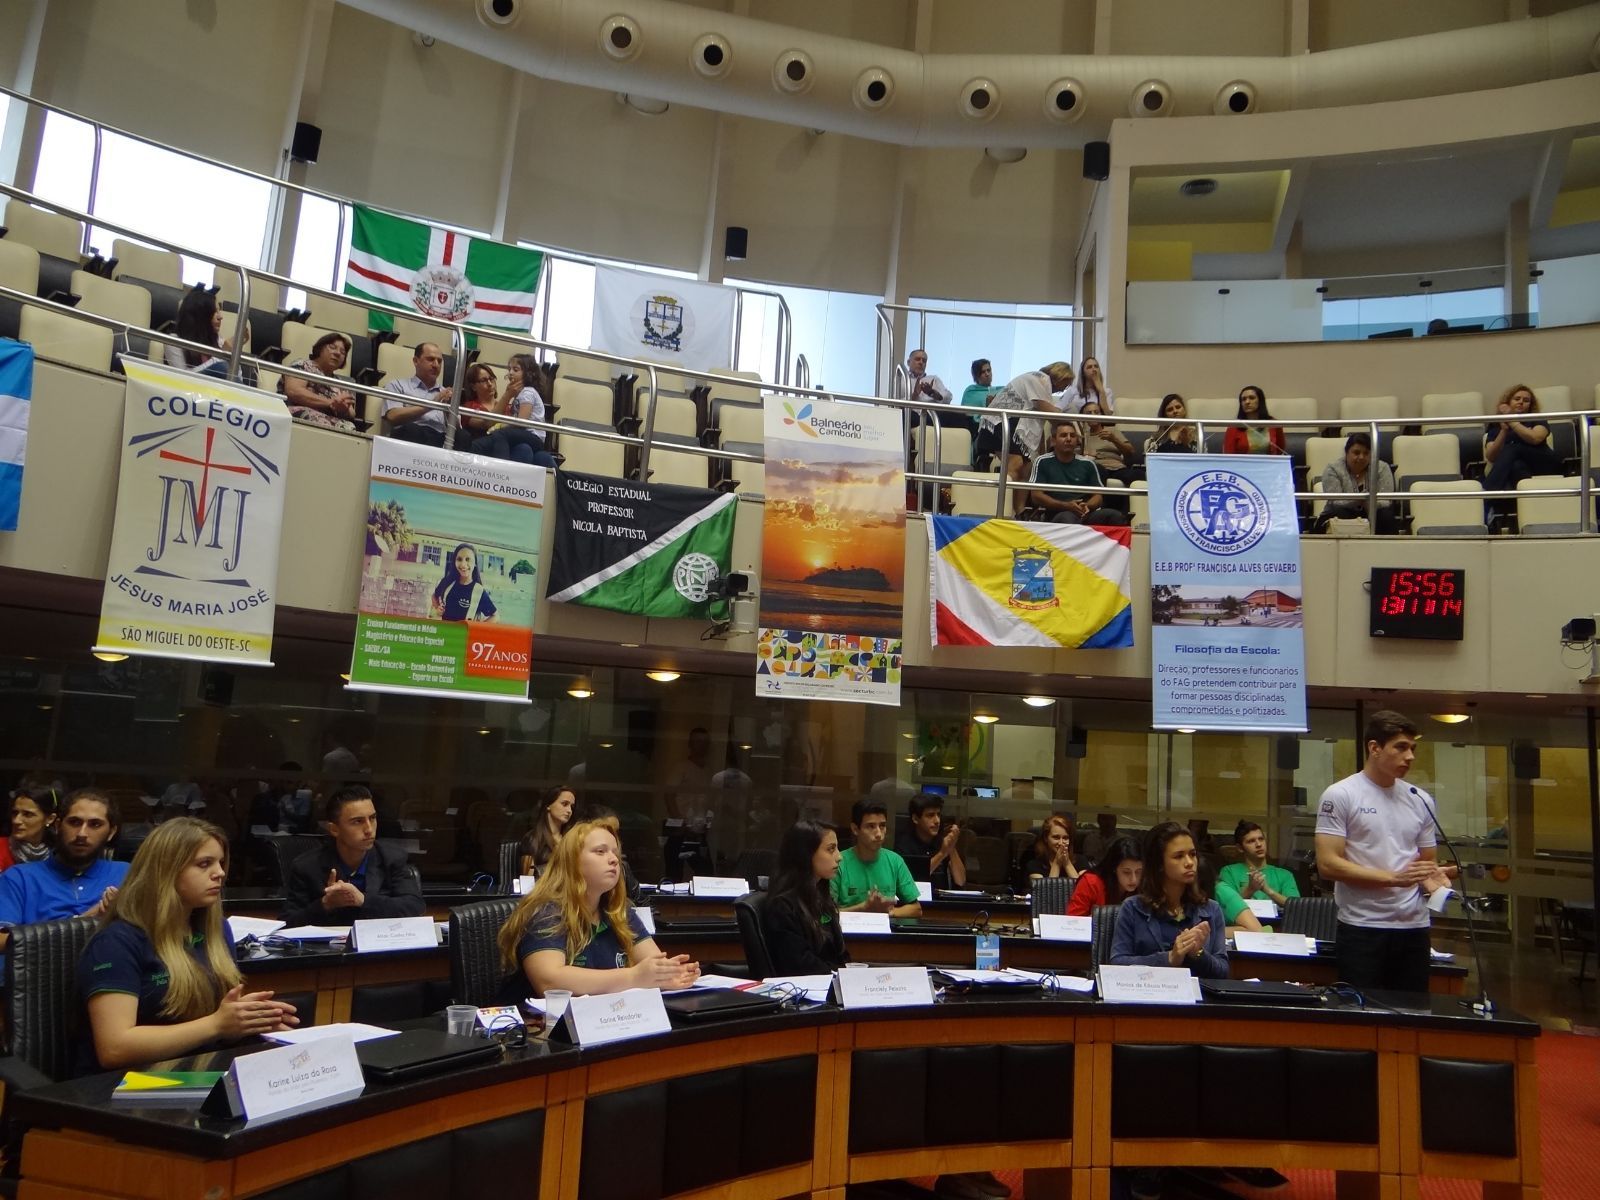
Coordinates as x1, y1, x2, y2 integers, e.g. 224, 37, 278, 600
1411, 785, 1494, 1017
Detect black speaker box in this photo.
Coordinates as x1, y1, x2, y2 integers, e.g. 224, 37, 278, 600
291, 121, 323, 164
1511, 742, 1540, 781
1083, 141, 1110, 181
724, 225, 749, 260
1276, 735, 1300, 772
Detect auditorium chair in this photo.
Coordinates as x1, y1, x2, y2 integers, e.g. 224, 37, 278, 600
449, 898, 520, 1009
1127, 480, 1150, 531
1408, 479, 1487, 536
19, 304, 115, 372
1279, 895, 1337, 942
708, 398, 763, 449
1515, 476, 1583, 535
1420, 391, 1488, 474
949, 469, 1001, 516
1090, 903, 1119, 970
68, 269, 152, 333
553, 377, 617, 431
110, 239, 182, 288
212, 265, 283, 313
732, 892, 775, 979
269, 834, 330, 890
555, 350, 617, 382
1531, 384, 1570, 414
497, 840, 522, 893
307, 293, 374, 341
1, 199, 84, 261
2, 916, 97, 1084
630, 390, 701, 447
725, 451, 765, 497
0, 238, 41, 298
1270, 395, 1319, 468
1339, 395, 1401, 452
553, 418, 626, 478
1109, 396, 1160, 446
389, 314, 452, 351
1031, 876, 1075, 916
123, 276, 191, 344
1392, 433, 1462, 491
641, 447, 710, 489
1184, 397, 1236, 425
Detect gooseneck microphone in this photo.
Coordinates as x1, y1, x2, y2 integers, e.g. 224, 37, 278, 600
1412, 785, 1494, 1017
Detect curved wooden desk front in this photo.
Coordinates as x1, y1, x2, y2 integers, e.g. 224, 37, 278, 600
14, 995, 1536, 1200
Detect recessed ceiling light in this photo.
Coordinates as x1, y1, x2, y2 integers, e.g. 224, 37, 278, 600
1429, 713, 1470, 725
972, 713, 999, 724
1525, 694, 1547, 699
93, 651, 129, 663
1074, 675, 1093, 681
739, 743, 752, 751
1180, 178, 1217, 196
1176, 727, 1197, 734
901, 731, 915, 739
477, 727, 492, 735
1023, 696, 1056, 708
903, 755, 917, 764
598, 741, 614, 749
567, 678, 594, 698
646, 670, 681, 683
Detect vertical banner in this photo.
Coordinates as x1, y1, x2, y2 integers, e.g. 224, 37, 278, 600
93, 363, 290, 665
591, 266, 737, 374
0, 339, 31, 531
349, 440, 545, 702
758, 398, 905, 706
1147, 455, 1306, 732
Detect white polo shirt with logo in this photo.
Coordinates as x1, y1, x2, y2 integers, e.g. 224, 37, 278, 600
1315, 771, 1437, 930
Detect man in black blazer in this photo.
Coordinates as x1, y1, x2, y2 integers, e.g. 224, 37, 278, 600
282, 784, 425, 927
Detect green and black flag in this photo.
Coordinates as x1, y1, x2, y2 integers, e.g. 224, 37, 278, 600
546, 471, 736, 617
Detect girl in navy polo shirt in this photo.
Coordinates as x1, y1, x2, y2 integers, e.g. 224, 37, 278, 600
497, 817, 698, 1002
77, 818, 297, 1073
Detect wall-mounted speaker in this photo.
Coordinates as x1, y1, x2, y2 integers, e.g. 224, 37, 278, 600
1065, 726, 1088, 759
1083, 141, 1109, 181
1512, 741, 1540, 780
724, 226, 748, 261
290, 121, 322, 165
1276, 735, 1300, 772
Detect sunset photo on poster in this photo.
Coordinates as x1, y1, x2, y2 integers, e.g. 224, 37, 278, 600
760, 441, 905, 637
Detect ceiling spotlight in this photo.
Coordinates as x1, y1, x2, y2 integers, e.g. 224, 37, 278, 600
477, 727, 493, 736
1180, 178, 1217, 196
566, 679, 594, 699
1176, 727, 1197, 734
1023, 696, 1056, 708
983, 146, 1027, 164
617, 93, 670, 116
93, 651, 129, 663
1429, 713, 1470, 725
901, 731, 915, 739
646, 670, 681, 683
972, 712, 999, 725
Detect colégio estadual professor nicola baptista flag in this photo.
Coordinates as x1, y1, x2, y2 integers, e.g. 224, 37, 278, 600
546, 472, 736, 618
344, 205, 543, 333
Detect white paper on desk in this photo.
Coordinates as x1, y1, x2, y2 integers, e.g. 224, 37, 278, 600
1234, 931, 1312, 958
1053, 974, 1097, 994
273, 925, 349, 941
915, 881, 933, 902
512, 875, 536, 895
654, 881, 691, 895
694, 974, 760, 991
227, 916, 285, 942
839, 911, 892, 935
1429, 947, 1455, 960
264, 1023, 399, 1046
637, 907, 656, 935
754, 975, 833, 1003
348, 915, 437, 952
940, 969, 1040, 986
1244, 898, 1280, 920
1036, 914, 1092, 943
690, 875, 749, 898
1097, 963, 1201, 1004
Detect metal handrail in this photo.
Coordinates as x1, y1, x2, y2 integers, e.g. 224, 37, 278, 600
874, 300, 1099, 395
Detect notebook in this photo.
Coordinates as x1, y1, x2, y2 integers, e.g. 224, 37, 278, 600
661, 988, 782, 1022
1199, 979, 1323, 1007
355, 1028, 500, 1081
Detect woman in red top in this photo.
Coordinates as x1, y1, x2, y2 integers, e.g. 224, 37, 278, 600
1223, 385, 1286, 455
1066, 836, 1144, 916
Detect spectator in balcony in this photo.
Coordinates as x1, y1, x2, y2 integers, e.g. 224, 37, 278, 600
1316, 431, 1399, 534
381, 342, 469, 449
960, 358, 1000, 411
431, 542, 497, 623
1223, 385, 1285, 455
975, 361, 1075, 509
473, 355, 556, 468
1028, 423, 1127, 526
1144, 393, 1198, 455
166, 286, 245, 379
279, 331, 358, 432
1484, 384, 1561, 518
905, 347, 955, 416
0, 786, 59, 872
1062, 356, 1114, 414
1080, 401, 1142, 511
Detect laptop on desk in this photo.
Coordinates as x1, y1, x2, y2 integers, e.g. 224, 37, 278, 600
356, 1029, 500, 1082
662, 988, 782, 1022
1199, 979, 1323, 1007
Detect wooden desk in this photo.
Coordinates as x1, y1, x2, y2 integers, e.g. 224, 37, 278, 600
243, 945, 450, 1024
13, 995, 1539, 1200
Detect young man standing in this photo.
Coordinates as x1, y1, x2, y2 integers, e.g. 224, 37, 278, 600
1220, 820, 1301, 909
894, 795, 967, 892
0, 788, 128, 950
1315, 710, 1453, 993
831, 801, 922, 918
283, 785, 424, 927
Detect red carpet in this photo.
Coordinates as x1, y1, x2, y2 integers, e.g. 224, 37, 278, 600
921, 1032, 1599, 1199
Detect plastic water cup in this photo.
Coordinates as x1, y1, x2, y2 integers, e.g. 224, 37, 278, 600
446, 1004, 479, 1037
543, 989, 573, 1034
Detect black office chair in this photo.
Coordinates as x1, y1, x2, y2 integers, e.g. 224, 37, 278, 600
449, 898, 520, 1009
1279, 895, 1338, 942
271, 834, 328, 891
1090, 904, 1119, 970
497, 840, 522, 891
2, 916, 98, 1085
1031, 876, 1075, 916
733, 892, 774, 979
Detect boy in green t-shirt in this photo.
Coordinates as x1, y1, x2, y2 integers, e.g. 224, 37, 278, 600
830, 801, 922, 918
1218, 820, 1301, 910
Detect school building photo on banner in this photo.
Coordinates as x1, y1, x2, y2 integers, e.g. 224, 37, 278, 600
360, 486, 538, 631
1150, 584, 1304, 629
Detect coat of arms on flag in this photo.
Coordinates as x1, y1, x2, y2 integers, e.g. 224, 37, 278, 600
928, 516, 1134, 649
344, 206, 543, 333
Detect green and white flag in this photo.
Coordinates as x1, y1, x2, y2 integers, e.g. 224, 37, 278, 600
546, 472, 736, 618
344, 205, 543, 333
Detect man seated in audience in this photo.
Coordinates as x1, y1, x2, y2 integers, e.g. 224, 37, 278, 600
1201, 860, 1265, 932
906, 347, 954, 416
282, 785, 424, 927
1079, 401, 1143, 510
1028, 423, 1128, 526
1220, 820, 1301, 910
894, 795, 967, 891
380, 342, 471, 450
0, 788, 128, 952
831, 801, 922, 918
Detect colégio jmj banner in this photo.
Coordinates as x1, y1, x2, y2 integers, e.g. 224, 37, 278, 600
758, 397, 905, 706
1146, 455, 1306, 732
348, 440, 545, 702
93, 362, 291, 665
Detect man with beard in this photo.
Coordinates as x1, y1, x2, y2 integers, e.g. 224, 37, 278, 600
0, 788, 129, 950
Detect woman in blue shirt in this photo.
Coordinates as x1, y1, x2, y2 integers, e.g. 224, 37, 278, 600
497, 818, 698, 1001
78, 818, 297, 1073
1110, 820, 1228, 978
430, 542, 497, 623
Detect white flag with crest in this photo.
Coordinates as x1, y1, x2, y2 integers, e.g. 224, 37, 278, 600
591, 267, 737, 374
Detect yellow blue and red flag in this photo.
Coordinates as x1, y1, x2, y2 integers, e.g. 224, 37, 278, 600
928, 516, 1133, 648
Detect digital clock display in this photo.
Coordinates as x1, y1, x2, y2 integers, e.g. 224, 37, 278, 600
1369, 568, 1465, 641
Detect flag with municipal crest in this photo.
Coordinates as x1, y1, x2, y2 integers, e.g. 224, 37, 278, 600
591, 266, 737, 374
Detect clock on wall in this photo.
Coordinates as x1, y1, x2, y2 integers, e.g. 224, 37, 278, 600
1368, 568, 1465, 641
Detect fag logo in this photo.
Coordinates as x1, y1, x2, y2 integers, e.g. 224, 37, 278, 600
782, 402, 818, 436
